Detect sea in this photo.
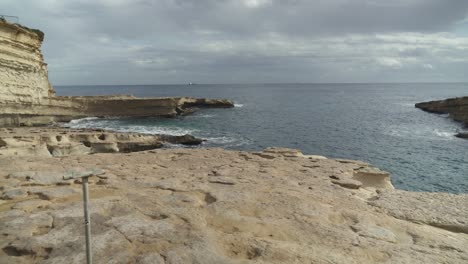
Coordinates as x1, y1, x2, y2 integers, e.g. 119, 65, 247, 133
55, 83, 468, 194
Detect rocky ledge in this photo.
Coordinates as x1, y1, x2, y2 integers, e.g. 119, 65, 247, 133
0, 127, 204, 157
416, 96, 468, 127
0, 20, 233, 126
0, 142, 467, 263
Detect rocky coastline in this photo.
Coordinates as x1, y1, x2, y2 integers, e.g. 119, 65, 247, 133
415, 96, 468, 139
1, 20, 467, 263
0, 20, 233, 127
1, 141, 467, 263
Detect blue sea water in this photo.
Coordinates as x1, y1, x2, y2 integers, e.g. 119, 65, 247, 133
55, 83, 468, 193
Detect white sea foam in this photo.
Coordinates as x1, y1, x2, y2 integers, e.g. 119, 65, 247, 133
434, 130, 454, 138
68, 117, 99, 124
385, 125, 456, 141
206, 136, 237, 144
66, 118, 197, 136
234, 103, 244, 108
102, 126, 196, 136
205, 136, 251, 147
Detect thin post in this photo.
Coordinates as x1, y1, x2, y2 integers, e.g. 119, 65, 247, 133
82, 177, 92, 264
63, 169, 104, 264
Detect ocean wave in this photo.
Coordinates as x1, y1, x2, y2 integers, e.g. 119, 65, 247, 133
206, 136, 237, 144
112, 126, 197, 136
66, 118, 197, 136
434, 130, 454, 138
204, 136, 251, 147
234, 103, 243, 108
68, 117, 100, 124
385, 125, 456, 140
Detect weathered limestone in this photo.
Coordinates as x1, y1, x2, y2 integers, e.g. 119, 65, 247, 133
0, 20, 234, 126
352, 166, 394, 190
12, 199, 51, 212
0, 127, 204, 157
370, 190, 468, 234
0, 147, 466, 263
0, 20, 53, 104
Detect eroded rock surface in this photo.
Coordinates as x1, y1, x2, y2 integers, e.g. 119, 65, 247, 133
0, 147, 466, 263
0, 127, 204, 157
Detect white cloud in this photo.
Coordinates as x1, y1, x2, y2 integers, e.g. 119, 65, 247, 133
376, 57, 403, 68
242, 0, 272, 8
423, 63, 434, 69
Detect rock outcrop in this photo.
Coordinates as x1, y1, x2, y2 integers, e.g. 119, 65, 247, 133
0, 146, 467, 263
0, 20, 233, 126
0, 127, 204, 157
415, 96, 468, 127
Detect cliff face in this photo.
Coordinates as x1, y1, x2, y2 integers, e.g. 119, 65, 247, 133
415, 96, 468, 127
0, 20, 56, 118
0, 20, 233, 126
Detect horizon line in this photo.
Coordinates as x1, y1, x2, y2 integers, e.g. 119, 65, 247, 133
53, 81, 468, 87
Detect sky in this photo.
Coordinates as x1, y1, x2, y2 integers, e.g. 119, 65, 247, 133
3, 0, 468, 85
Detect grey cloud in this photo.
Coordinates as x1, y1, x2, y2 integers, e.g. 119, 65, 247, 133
61, 0, 468, 37
2, 0, 468, 84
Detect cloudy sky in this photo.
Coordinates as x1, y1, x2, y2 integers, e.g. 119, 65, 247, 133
4, 0, 468, 85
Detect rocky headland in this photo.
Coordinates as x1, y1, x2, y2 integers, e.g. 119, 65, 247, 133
1, 20, 467, 263
0, 19, 233, 127
416, 96, 468, 138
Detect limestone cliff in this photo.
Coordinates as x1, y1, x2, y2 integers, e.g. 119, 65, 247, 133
0, 20, 59, 122
0, 20, 233, 126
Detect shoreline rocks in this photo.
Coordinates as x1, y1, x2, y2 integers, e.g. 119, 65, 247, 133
0, 127, 205, 157
455, 132, 468, 139
415, 96, 468, 127
0, 146, 466, 263
415, 96, 468, 139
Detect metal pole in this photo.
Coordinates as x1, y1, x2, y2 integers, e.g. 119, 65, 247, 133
63, 169, 104, 263
82, 177, 92, 264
